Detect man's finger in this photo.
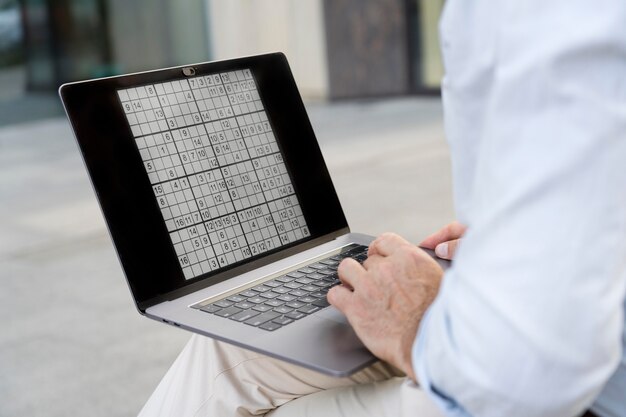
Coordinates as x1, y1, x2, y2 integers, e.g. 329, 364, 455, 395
337, 258, 366, 290
327, 284, 353, 313
434, 238, 461, 260
362, 253, 382, 270
368, 233, 411, 257
419, 221, 467, 250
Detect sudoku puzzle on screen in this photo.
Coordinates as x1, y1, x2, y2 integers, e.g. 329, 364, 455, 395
117, 69, 310, 280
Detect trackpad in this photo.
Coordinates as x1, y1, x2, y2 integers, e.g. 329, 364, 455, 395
317, 306, 350, 325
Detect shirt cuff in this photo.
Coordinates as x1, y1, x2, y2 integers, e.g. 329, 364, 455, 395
412, 301, 468, 417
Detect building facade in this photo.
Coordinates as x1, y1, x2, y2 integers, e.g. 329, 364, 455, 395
15, 0, 444, 100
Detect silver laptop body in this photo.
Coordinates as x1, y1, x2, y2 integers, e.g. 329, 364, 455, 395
60, 53, 448, 377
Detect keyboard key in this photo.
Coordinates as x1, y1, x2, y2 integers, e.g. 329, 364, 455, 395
312, 281, 328, 288
348, 249, 363, 256
230, 309, 260, 322
286, 301, 305, 309
273, 305, 293, 314
234, 301, 254, 310
260, 291, 280, 299
277, 294, 297, 302
322, 273, 338, 282
272, 286, 291, 294
264, 280, 282, 288
265, 299, 284, 307
298, 305, 320, 315
353, 245, 369, 252
310, 291, 326, 299
320, 260, 339, 267
240, 290, 257, 298
273, 316, 294, 325
299, 296, 317, 304
215, 306, 242, 318
286, 311, 306, 320
252, 285, 271, 293
285, 282, 303, 289
317, 269, 335, 275
214, 300, 234, 308
227, 295, 246, 303
298, 267, 315, 274
301, 285, 318, 292
200, 304, 222, 313
260, 321, 282, 331
295, 277, 313, 285
247, 296, 265, 304
307, 273, 324, 280
312, 298, 330, 308
245, 311, 281, 327
309, 263, 326, 270
276, 275, 294, 283
252, 304, 272, 312
287, 271, 305, 278
289, 289, 307, 297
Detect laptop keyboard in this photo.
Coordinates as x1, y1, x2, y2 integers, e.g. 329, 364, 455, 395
192, 244, 368, 331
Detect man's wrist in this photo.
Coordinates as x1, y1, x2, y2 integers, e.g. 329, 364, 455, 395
397, 332, 418, 382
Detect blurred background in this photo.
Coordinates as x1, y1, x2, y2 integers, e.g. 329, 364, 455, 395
0, 0, 453, 415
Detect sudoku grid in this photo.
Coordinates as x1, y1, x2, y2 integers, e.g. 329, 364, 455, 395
117, 68, 310, 280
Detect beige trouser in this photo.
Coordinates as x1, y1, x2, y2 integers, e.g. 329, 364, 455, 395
138, 335, 445, 417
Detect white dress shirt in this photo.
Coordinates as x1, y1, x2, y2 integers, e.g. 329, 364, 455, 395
412, 2, 626, 416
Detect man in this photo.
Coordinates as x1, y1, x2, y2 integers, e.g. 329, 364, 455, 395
139, 1, 626, 416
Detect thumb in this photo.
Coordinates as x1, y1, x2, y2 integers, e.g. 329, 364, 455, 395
434, 239, 461, 260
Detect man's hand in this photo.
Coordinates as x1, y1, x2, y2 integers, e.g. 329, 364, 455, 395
327, 233, 444, 382
419, 221, 467, 260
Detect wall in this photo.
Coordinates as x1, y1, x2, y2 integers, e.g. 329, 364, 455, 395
418, 0, 444, 88
323, 0, 410, 99
206, 0, 329, 100
108, 0, 210, 74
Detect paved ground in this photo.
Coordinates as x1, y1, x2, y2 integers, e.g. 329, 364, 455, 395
0, 96, 454, 417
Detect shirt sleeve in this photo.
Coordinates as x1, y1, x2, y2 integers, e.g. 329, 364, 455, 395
413, 2, 626, 416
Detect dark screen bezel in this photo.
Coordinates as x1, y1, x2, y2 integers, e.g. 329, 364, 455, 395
59, 53, 349, 311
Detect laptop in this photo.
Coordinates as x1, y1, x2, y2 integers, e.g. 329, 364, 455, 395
59, 52, 449, 377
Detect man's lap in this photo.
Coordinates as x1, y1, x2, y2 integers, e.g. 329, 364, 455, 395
138, 335, 443, 417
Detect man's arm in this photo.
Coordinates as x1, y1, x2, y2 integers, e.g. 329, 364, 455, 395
413, 2, 626, 416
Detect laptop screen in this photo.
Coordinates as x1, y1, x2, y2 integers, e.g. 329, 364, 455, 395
116, 69, 310, 280
60, 54, 348, 308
